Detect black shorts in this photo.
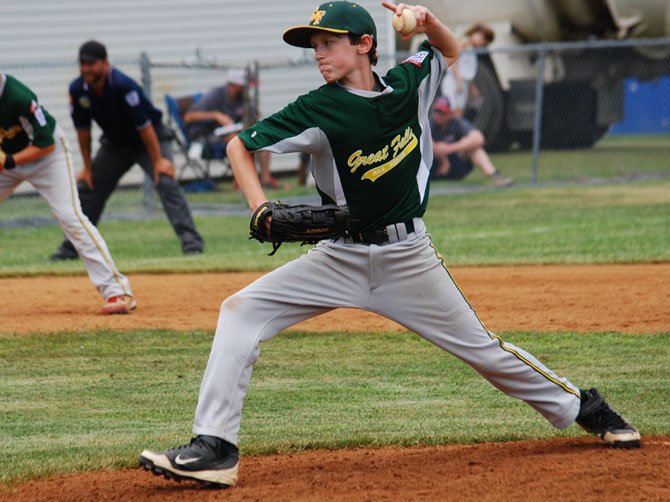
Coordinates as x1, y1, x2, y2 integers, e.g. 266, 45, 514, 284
431, 154, 474, 180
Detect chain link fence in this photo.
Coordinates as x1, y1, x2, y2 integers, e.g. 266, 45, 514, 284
1, 38, 669, 230
456, 38, 670, 183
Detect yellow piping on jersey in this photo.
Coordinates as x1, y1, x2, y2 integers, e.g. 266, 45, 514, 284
62, 136, 130, 297
427, 235, 580, 398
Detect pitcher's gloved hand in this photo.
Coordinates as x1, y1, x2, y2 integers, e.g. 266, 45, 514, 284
250, 201, 351, 255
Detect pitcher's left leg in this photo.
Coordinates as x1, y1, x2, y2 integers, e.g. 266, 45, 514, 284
193, 242, 373, 443
140, 242, 373, 485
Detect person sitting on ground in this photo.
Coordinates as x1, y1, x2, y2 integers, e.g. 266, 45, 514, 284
183, 69, 280, 189
430, 97, 513, 187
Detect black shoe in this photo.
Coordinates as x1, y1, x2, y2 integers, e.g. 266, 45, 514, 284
49, 243, 79, 261
576, 388, 641, 448
183, 248, 203, 256
139, 435, 238, 486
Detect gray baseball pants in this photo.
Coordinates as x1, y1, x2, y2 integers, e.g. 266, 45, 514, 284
0, 129, 132, 299
193, 219, 581, 445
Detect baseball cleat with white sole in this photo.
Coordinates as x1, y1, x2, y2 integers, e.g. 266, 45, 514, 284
139, 435, 239, 487
576, 388, 641, 448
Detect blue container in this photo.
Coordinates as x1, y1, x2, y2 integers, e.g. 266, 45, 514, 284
609, 76, 670, 135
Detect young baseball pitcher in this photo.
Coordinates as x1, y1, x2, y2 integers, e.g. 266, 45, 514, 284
0, 73, 135, 314
139, 1, 640, 487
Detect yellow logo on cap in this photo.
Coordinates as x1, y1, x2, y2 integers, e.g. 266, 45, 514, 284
310, 9, 326, 25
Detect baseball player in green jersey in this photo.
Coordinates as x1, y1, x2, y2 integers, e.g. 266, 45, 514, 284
139, 1, 640, 487
0, 73, 135, 314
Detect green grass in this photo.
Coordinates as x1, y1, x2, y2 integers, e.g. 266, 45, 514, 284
1, 146, 669, 485
490, 134, 670, 183
1, 329, 668, 483
426, 182, 670, 265
1, 180, 668, 276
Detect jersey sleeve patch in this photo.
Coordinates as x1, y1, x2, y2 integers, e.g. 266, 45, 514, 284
124, 90, 140, 107
403, 50, 430, 68
31, 100, 48, 127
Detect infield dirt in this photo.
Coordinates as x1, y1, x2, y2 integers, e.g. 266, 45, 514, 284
1, 263, 669, 500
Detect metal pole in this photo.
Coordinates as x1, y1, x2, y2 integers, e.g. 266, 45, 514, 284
530, 48, 546, 184
139, 52, 154, 215
253, 61, 260, 125
243, 63, 255, 127
140, 52, 152, 100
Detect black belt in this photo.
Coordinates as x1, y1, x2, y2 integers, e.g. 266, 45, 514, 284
352, 220, 415, 245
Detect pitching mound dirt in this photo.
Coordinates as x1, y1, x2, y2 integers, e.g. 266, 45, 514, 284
1, 263, 668, 500
2, 438, 669, 501
2, 264, 668, 335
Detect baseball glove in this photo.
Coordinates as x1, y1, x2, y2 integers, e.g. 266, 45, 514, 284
250, 201, 351, 255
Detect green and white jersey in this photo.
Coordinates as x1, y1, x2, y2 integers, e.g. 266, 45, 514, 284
239, 41, 445, 234
0, 74, 56, 154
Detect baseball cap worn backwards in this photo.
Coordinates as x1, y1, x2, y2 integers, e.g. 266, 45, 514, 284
79, 40, 107, 63
283, 1, 377, 48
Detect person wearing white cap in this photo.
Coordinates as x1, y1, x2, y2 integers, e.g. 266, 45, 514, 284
183, 69, 280, 189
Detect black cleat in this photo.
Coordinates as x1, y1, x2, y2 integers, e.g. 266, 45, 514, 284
139, 435, 238, 487
576, 388, 641, 448
50, 243, 79, 261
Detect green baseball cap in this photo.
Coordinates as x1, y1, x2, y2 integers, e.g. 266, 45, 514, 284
283, 1, 377, 48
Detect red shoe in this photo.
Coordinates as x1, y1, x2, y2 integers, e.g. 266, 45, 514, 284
102, 295, 137, 315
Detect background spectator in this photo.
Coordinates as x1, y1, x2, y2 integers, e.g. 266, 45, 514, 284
184, 69, 280, 189
430, 97, 513, 187
440, 23, 495, 118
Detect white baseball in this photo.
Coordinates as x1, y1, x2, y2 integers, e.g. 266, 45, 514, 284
392, 8, 417, 36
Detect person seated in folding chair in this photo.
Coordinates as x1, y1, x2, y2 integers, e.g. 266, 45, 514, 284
183, 69, 281, 189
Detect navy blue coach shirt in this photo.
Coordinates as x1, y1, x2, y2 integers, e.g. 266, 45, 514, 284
69, 67, 163, 149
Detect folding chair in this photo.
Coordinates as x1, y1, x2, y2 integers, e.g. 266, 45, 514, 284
164, 93, 231, 185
